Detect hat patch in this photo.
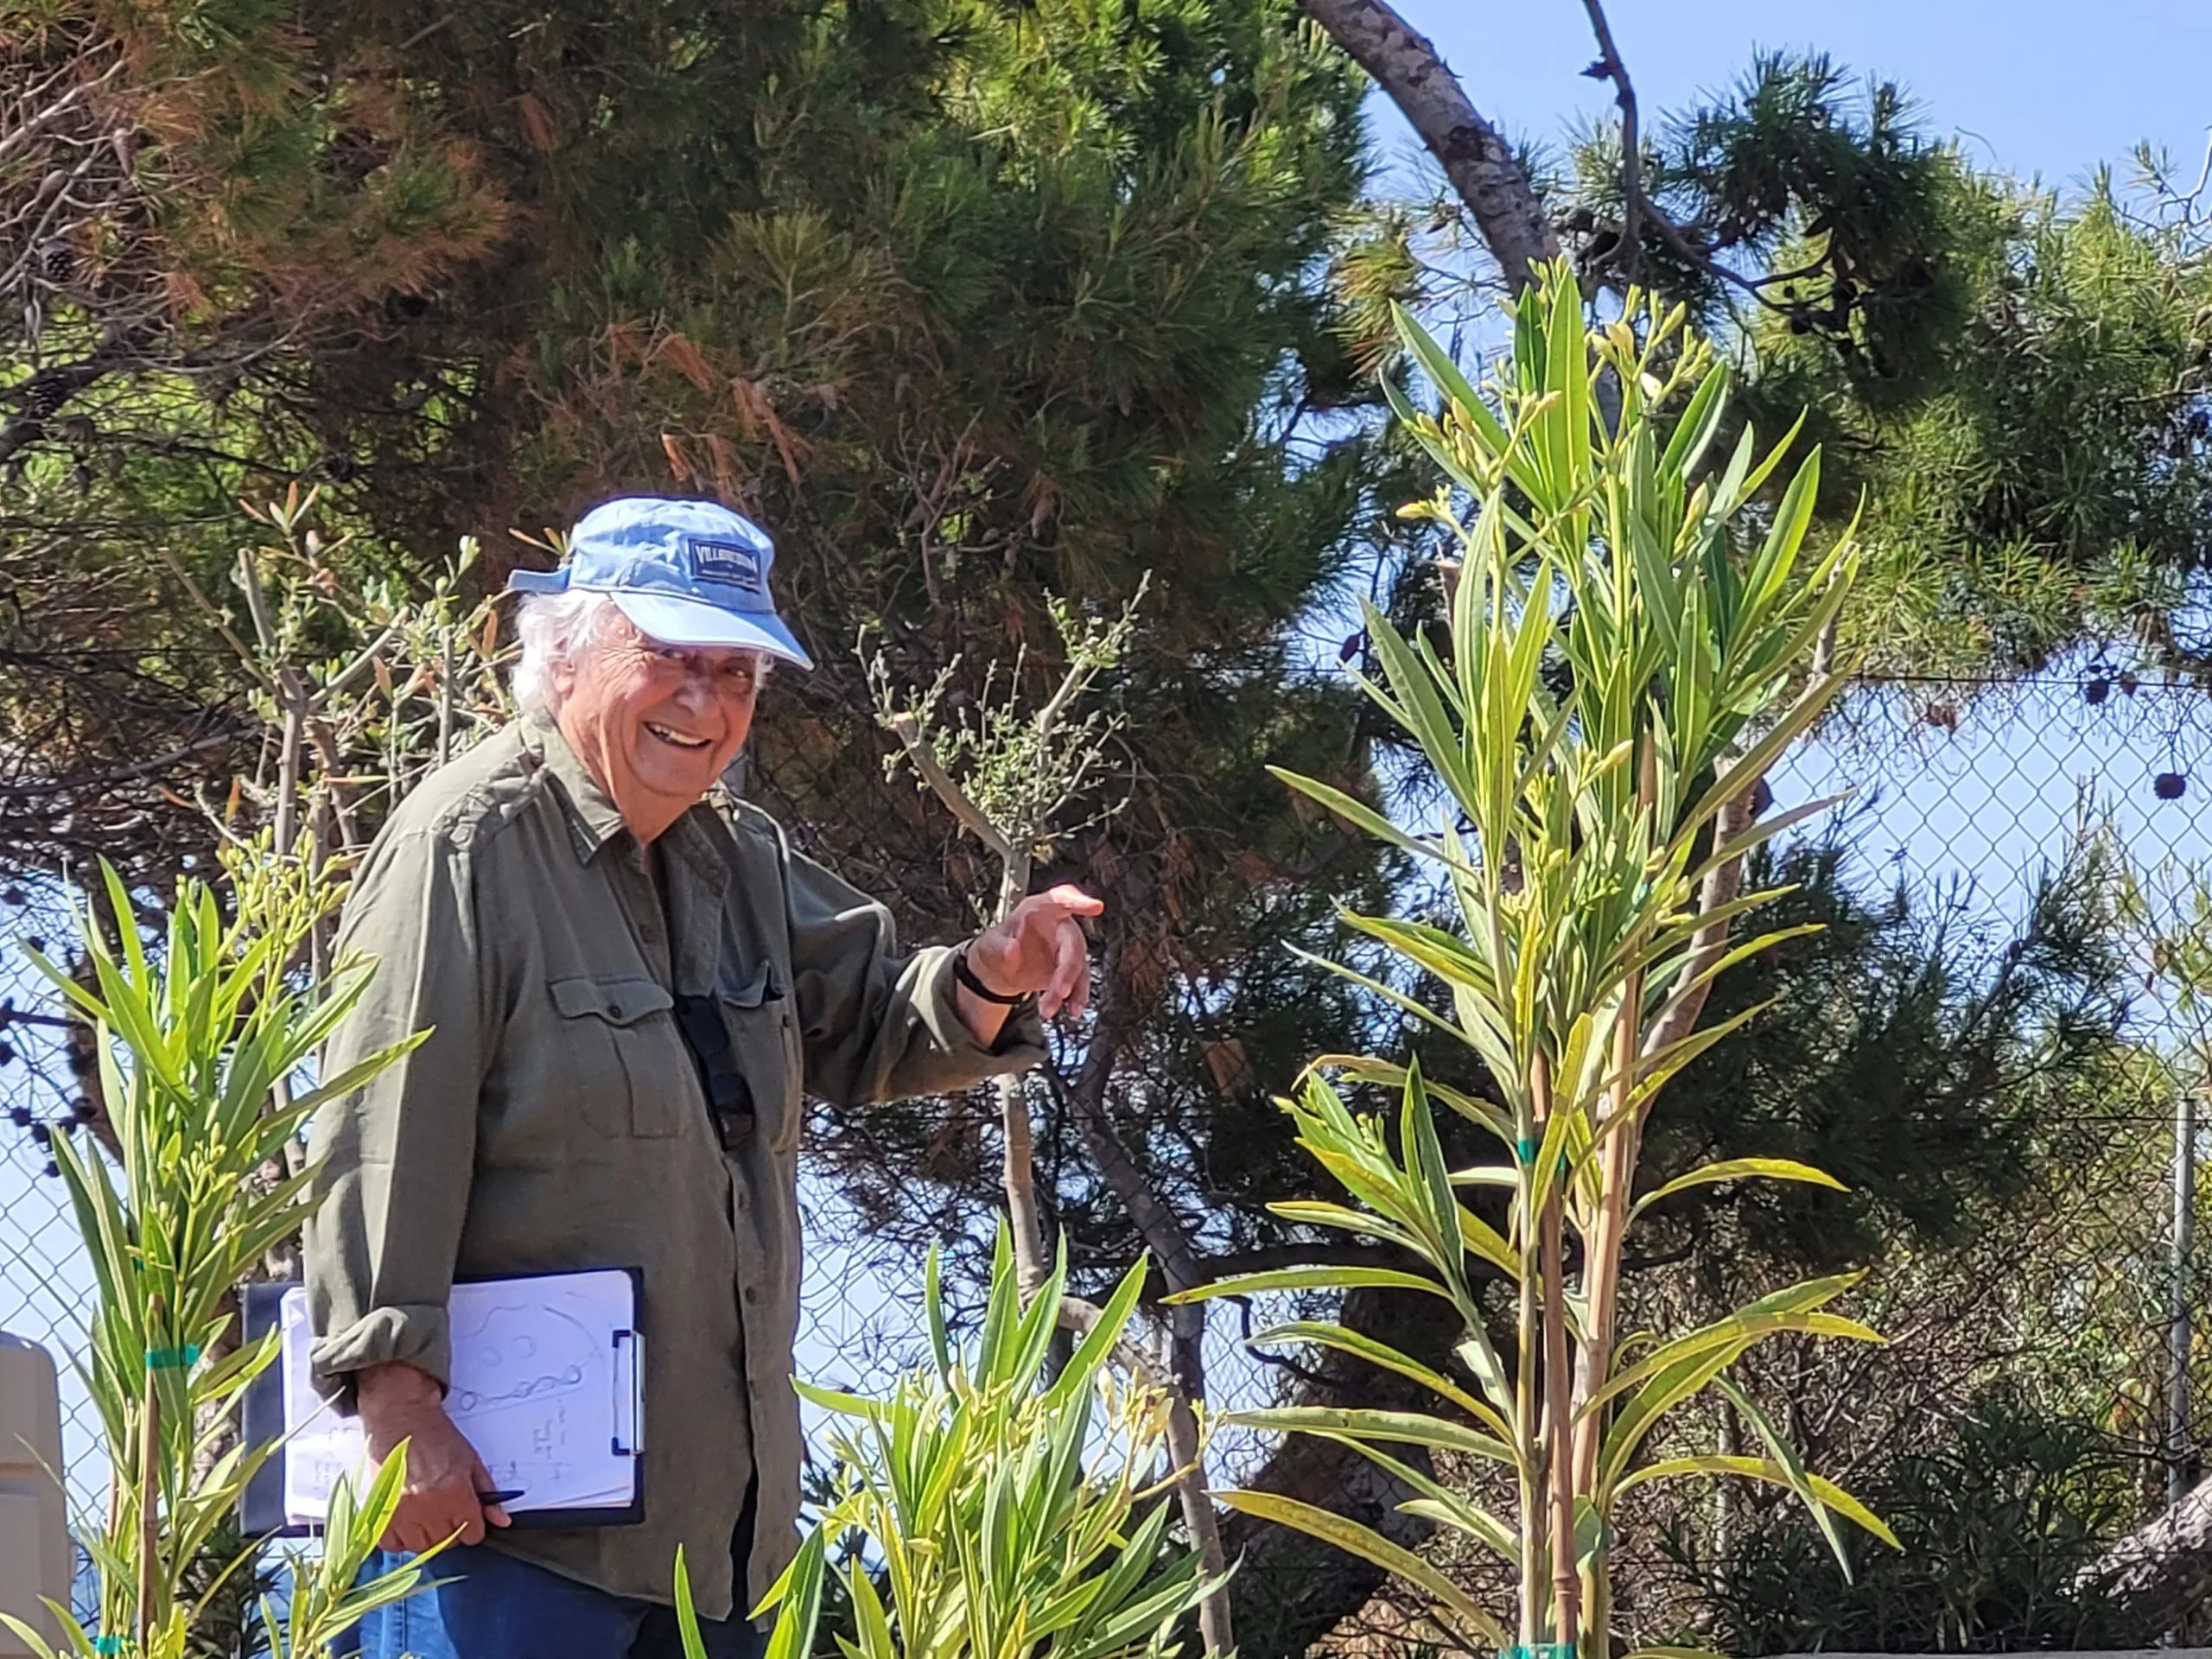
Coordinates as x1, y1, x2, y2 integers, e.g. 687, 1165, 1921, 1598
687, 537, 766, 594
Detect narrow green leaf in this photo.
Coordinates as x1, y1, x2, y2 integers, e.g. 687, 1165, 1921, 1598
757, 1527, 827, 1659
1629, 1158, 1847, 1224
1393, 302, 1493, 441
1269, 769, 1482, 881
672, 1547, 713, 1659
1165, 1266, 1455, 1305
1046, 1256, 1148, 1412
1619, 1454, 1900, 1549
1216, 1490, 1510, 1645
1227, 1405, 1516, 1465
1247, 1320, 1510, 1438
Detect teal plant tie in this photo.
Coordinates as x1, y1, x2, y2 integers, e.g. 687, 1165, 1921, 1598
144, 1344, 200, 1370
92, 1637, 124, 1655
1506, 1646, 1576, 1659
1516, 1136, 1538, 1165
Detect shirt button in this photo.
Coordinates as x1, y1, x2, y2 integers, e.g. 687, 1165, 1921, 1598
743, 1287, 761, 1306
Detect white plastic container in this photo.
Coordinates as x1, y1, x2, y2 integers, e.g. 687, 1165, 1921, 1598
0, 1332, 70, 1655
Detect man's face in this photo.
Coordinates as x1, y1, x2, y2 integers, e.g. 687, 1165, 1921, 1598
554, 609, 762, 840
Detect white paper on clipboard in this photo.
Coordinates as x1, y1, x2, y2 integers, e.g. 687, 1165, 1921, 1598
276, 1268, 641, 1526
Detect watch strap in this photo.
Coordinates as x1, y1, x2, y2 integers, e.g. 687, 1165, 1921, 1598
954, 947, 1033, 1007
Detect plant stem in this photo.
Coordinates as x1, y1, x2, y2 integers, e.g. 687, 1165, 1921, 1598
137, 1306, 162, 1649
1517, 1238, 1543, 1647
274, 691, 304, 857
1531, 1049, 1580, 1643
438, 626, 455, 768
1570, 739, 1656, 1593
992, 849, 1052, 1299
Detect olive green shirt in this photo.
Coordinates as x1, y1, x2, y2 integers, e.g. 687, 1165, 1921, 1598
304, 712, 1044, 1618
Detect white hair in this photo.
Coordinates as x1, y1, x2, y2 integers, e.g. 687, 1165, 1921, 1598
512, 590, 618, 715
510, 590, 772, 716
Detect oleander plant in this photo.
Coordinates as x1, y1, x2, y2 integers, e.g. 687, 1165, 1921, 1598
5, 853, 429, 1659
1173, 264, 1897, 1654
677, 1230, 1220, 1659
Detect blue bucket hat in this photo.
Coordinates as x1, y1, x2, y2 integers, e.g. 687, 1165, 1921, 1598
506, 497, 814, 669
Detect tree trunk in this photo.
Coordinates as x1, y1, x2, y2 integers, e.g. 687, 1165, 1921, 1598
1057, 964, 1234, 1656
2085, 1474, 2212, 1630
1224, 1287, 1470, 1658
1297, 0, 1559, 290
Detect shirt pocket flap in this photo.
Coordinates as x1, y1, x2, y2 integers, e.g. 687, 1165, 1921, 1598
550, 975, 675, 1027
717, 961, 785, 1010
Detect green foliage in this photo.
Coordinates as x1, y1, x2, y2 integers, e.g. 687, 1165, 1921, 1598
1567, 51, 1993, 401
1699, 1389, 2163, 1651
7, 857, 427, 1657
7, 0, 1398, 1319
1544, 50, 2212, 682
1775, 186, 2212, 677
1643, 835, 2135, 1272
677, 1230, 1218, 1659
1, 0, 507, 880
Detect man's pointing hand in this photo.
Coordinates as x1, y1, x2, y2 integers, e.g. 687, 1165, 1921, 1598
965, 884, 1105, 1021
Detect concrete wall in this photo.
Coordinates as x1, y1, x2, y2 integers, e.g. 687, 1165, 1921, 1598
0, 1333, 70, 1655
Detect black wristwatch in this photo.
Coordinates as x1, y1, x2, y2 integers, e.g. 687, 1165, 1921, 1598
954, 946, 1033, 1007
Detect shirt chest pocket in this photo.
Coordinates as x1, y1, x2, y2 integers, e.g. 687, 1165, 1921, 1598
548, 975, 688, 1139
719, 963, 802, 1154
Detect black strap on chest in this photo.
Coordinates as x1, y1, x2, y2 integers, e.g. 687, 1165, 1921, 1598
672, 993, 754, 1147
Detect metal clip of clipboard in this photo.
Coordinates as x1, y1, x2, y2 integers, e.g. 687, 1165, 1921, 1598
611, 1327, 644, 1457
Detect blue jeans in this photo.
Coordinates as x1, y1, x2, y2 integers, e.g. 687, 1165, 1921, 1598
345, 1542, 768, 1659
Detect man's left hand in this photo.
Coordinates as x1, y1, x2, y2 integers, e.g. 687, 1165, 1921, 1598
965, 884, 1105, 1020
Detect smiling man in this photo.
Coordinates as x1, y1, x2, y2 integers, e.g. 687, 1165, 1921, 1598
305, 498, 1101, 1659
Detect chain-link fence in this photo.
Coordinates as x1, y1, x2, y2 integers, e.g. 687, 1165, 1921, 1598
8, 664, 2212, 1613
0, 901, 1289, 1528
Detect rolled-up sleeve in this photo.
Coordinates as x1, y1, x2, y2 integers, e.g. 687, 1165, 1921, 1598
783, 848, 1047, 1108
304, 825, 493, 1402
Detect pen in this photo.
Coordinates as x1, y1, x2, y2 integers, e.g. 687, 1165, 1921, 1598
477, 1488, 525, 1505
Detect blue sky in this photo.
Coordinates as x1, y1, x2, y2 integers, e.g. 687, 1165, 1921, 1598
1385, 0, 2212, 198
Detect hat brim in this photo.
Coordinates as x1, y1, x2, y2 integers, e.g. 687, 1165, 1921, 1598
608, 591, 815, 669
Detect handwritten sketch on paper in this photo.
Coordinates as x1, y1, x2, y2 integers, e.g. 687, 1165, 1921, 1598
276, 1269, 639, 1525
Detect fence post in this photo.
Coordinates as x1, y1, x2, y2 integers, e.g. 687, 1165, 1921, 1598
2171, 1084, 2199, 1509
0, 1332, 71, 1655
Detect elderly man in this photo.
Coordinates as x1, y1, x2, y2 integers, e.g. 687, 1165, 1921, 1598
306, 497, 1098, 1659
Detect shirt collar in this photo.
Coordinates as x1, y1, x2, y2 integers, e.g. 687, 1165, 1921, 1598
523, 709, 732, 876
523, 709, 633, 863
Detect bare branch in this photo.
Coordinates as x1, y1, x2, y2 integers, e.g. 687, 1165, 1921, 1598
1577, 0, 1643, 283
882, 711, 1015, 861
0, 727, 245, 799
1573, 0, 1811, 319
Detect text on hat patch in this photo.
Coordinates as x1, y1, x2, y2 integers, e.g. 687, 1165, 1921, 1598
687, 537, 766, 594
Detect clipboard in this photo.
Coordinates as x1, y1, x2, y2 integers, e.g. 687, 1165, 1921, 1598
240, 1267, 645, 1537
